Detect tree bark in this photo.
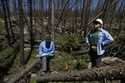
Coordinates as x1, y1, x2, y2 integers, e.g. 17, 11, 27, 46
1, 0, 15, 46
5, 0, 16, 44
36, 63, 125, 82
24, 0, 33, 64
51, 0, 54, 40
18, 0, 25, 65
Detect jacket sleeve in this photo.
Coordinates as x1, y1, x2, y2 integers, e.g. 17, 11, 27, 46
102, 30, 114, 45
39, 42, 44, 55
50, 42, 55, 54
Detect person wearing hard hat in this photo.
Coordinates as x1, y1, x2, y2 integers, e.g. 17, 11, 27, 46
86, 18, 114, 67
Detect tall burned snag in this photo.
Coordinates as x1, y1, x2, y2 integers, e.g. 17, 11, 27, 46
1, 0, 15, 46
18, 0, 25, 65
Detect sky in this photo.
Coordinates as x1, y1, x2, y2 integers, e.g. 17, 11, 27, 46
7, 0, 98, 11
1, 0, 125, 14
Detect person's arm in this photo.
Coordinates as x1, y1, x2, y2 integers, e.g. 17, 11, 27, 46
50, 41, 55, 54
39, 42, 44, 55
102, 30, 114, 46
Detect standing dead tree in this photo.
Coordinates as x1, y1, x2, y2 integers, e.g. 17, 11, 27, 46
24, 0, 34, 64
18, 0, 25, 65
51, 0, 55, 39
1, 0, 16, 46
55, 0, 70, 28
80, 0, 91, 37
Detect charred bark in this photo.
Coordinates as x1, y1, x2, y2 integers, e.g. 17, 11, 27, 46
18, 0, 25, 65
36, 63, 125, 82
24, 0, 33, 64
1, 0, 15, 46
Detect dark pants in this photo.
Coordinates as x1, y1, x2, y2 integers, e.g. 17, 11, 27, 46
40, 56, 51, 72
89, 49, 102, 67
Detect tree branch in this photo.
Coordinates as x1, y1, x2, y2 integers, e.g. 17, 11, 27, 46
5, 59, 40, 83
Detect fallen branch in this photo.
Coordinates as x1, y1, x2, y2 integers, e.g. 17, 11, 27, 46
5, 58, 40, 83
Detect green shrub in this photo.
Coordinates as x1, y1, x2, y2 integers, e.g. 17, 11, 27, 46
55, 34, 82, 52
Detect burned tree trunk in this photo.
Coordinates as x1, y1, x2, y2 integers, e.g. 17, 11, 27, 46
5, 0, 16, 44
1, 0, 11, 46
51, 0, 54, 39
1, 0, 15, 46
36, 63, 125, 82
18, 0, 25, 65
24, 0, 33, 64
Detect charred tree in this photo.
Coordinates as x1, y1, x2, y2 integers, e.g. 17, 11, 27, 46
24, 0, 33, 64
18, 0, 25, 65
5, 0, 16, 44
1, 0, 15, 46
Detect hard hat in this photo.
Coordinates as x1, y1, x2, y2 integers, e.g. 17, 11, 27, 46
94, 19, 103, 25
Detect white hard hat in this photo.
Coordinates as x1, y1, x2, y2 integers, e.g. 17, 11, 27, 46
95, 19, 103, 25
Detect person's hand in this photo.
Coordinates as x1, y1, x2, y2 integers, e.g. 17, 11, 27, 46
91, 45, 96, 49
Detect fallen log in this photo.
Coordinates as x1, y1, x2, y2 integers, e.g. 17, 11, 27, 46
36, 63, 125, 82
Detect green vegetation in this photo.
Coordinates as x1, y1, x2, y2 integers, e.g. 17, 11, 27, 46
50, 51, 89, 71
55, 34, 82, 52
0, 47, 14, 63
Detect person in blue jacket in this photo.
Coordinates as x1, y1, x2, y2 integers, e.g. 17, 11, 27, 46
86, 18, 114, 67
38, 34, 55, 73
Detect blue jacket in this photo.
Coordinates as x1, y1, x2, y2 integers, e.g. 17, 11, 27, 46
86, 28, 114, 55
38, 40, 55, 57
